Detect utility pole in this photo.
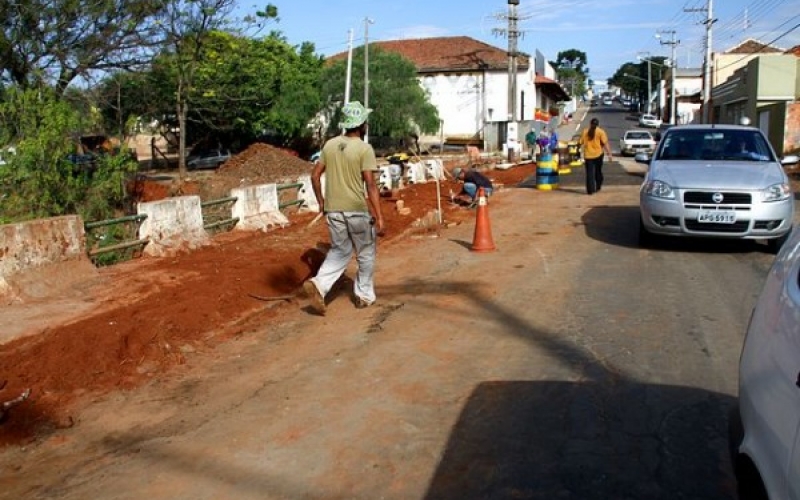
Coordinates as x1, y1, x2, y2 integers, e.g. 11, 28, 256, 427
686, 0, 715, 123
492, 0, 526, 161
703, 0, 714, 123
658, 30, 679, 126
363, 17, 374, 143
344, 29, 354, 106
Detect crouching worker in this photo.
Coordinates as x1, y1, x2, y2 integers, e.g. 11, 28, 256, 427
451, 167, 493, 206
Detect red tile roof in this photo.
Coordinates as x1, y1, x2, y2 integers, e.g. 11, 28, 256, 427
724, 38, 784, 54
330, 36, 528, 73
786, 45, 800, 57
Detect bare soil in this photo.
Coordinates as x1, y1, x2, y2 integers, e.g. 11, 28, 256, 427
0, 151, 536, 448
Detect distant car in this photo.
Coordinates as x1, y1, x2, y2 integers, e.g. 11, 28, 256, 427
729, 224, 800, 499
603, 98, 613, 106
619, 129, 657, 157
187, 149, 231, 170
639, 113, 663, 128
636, 124, 796, 253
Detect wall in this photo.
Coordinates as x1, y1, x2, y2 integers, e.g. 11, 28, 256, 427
784, 102, 800, 154
418, 68, 535, 150
0, 215, 96, 301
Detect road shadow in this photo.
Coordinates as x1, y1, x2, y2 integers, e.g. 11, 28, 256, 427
424, 380, 737, 500
32, 277, 739, 499
581, 205, 765, 253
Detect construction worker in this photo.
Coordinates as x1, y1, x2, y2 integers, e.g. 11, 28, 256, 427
304, 101, 385, 315
451, 167, 493, 206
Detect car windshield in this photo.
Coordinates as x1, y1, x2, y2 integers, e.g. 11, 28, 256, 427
656, 129, 774, 162
626, 132, 652, 140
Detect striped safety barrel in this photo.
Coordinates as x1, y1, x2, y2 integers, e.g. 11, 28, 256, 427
536, 159, 559, 191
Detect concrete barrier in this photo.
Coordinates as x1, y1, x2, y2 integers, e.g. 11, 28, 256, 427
297, 174, 321, 213
0, 215, 96, 301
138, 196, 209, 257
231, 184, 290, 231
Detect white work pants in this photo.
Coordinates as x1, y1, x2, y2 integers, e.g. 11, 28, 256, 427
310, 212, 377, 304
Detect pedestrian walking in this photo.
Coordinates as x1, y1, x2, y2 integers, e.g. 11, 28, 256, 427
579, 118, 613, 195
304, 101, 385, 315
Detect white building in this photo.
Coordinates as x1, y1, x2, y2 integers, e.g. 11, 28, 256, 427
349, 36, 569, 151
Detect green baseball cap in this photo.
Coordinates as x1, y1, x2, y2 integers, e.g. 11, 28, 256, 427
339, 101, 372, 129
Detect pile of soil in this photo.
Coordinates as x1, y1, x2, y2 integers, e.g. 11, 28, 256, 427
203, 143, 315, 199
0, 155, 537, 447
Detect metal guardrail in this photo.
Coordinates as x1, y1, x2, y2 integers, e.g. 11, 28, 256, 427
277, 182, 305, 210
84, 214, 149, 265
83, 181, 307, 266
201, 196, 238, 232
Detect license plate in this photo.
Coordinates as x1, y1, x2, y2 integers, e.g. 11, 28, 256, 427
697, 210, 736, 224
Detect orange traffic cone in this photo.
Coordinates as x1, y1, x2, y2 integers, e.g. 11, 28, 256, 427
471, 187, 496, 253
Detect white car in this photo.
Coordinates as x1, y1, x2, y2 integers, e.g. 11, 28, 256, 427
619, 130, 657, 157
639, 114, 662, 128
729, 226, 800, 499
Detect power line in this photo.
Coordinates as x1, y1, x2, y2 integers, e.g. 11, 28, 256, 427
715, 21, 800, 72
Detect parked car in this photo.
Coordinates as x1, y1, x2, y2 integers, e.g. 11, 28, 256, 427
619, 129, 657, 157
729, 225, 800, 499
639, 113, 663, 128
187, 149, 231, 170
636, 124, 796, 253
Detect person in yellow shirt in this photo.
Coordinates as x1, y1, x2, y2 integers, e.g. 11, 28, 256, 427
579, 118, 613, 195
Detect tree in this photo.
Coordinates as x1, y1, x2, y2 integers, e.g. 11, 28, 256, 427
151, 0, 277, 177
550, 49, 589, 98
97, 30, 323, 152
190, 31, 323, 147
0, 0, 165, 94
319, 46, 439, 141
0, 86, 137, 223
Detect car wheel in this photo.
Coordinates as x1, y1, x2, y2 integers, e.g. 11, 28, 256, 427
766, 228, 791, 254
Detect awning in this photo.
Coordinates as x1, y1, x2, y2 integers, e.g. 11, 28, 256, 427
535, 75, 571, 102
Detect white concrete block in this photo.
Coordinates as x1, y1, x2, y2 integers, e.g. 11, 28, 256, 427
138, 196, 209, 257
406, 162, 427, 184
424, 159, 445, 180
231, 183, 290, 232
297, 175, 319, 212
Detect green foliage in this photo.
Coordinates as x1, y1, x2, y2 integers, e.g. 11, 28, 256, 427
320, 46, 439, 138
0, 0, 166, 93
609, 62, 648, 96
551, 49, 589, 97
98, 30, 323, 148
191, 32, 324, 141
0, 87, 137, 223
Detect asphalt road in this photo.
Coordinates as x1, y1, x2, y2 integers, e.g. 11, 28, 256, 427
3, 172, 788, 499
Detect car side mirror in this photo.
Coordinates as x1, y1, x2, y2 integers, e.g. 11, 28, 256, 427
634, 152, 651, 164
780, 155, 799, 166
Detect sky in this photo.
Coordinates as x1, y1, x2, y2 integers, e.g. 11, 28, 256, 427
234, 0, 800, 83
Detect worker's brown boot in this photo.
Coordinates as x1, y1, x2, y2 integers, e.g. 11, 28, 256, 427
303, 280, 326, 315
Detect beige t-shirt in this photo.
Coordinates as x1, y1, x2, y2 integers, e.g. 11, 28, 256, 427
320, 135, 377, 212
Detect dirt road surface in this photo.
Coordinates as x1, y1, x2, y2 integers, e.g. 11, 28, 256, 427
2, 146, 795, 498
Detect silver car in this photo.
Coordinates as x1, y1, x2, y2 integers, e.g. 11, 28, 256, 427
729, 225, 800, 499
636, 125, 796, 253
